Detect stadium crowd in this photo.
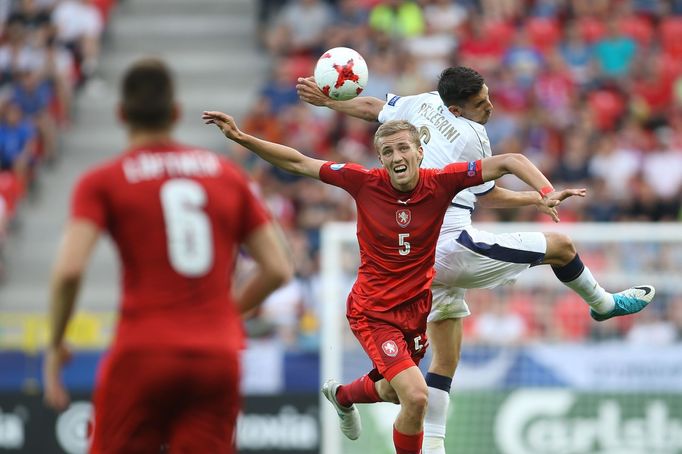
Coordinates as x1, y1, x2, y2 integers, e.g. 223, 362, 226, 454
2, 0, 680, 349
247, 0, 682, 347
0, 0, 113, 278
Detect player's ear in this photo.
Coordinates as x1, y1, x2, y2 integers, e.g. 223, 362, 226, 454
116, 102, 126, 123
448, 105, 462, 117
417, 146, 424, 166
171, 102, 181, 124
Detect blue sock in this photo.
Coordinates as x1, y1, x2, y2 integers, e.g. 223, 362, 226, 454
425, 372, 452, 393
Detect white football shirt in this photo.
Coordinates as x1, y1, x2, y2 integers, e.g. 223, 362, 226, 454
378, 91, 494, 233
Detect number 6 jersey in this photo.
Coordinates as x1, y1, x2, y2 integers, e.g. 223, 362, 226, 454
70, 142, 270, 352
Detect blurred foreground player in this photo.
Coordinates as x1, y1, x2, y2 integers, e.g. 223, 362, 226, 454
203, 111, 571, 454
43, 58, 292, 453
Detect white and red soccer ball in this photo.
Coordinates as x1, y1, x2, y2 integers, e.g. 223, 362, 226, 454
314, 47, 369, 101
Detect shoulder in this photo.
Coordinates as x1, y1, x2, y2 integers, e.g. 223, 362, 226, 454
456, 117, 489, 144
385, 91, 439, 107
319, 161, 378, 187
321, 161, 370, 175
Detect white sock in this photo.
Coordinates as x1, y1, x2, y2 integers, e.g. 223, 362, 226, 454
423, 386, 449, 454
562, 266, 614, 314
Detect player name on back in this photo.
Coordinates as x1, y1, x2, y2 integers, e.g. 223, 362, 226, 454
418, 102, 460, 143
123, 150, 221, 183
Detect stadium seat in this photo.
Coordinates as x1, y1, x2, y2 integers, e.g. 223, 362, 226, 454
587, 89, 627, 131
0, 172, 23, 219
483, 19, 516, 45
660, 17, 682, 58
526, 17, 561, 52
578, 16, 606, 43
618, 15, 655, 46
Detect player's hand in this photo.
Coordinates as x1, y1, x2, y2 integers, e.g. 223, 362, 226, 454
43, 344, 72, 412
546, 188, 587, 203
536, 201, 561, 222
296, 77, 329, 107
536, 188, 586, 222
202, 111, 242, 141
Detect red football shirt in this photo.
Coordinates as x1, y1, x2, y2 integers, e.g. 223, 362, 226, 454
70, 142, 270, 353
320, 160, 483, 311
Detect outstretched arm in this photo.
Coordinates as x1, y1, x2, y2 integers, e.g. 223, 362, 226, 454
480, 154, 586, 221
203, 111, 325, 179
296, 76, 384, 122
478, 186, 587, 222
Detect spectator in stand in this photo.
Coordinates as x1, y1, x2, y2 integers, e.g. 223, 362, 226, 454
7, 0, 51, 34
10, 69, 56, 163
324, 0, 370, 51
368, 0, 425, 39
0, 19, 43, 86
51, 0, 103, 87
472, 290, 528, 345
592, 17, 637, 80
0, 101, 37, 186
558, 20, 595, 87
502, 28, 545, 89
457, 14, 507, 75
422, 0, 468, 37
259, 59, 300, 116
626, 305, 677, 345
588, 132, 641, 201
265, 0, 333, 56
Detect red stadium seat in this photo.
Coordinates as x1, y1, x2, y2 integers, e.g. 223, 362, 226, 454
525, 18, 561, 52
554, 294, 591, 341
578, 16, 606, 43
618, 15, 655, 46
483, 20, 516, 45
0, 172, 23, 219
660, 17, 682, 58
659, 54, 682, 80
587, 89, 626, 131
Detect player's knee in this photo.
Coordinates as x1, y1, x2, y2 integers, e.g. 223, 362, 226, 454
546, 232, 577, 264
402, 386, 428, 414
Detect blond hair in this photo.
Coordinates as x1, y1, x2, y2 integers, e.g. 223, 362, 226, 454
373, 120, 421, 152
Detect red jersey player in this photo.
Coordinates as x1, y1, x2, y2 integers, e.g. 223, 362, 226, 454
203, 110, 561, 454
43, 59, 292, 454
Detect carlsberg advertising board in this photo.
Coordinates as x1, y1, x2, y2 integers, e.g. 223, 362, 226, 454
344, 390, 682, 454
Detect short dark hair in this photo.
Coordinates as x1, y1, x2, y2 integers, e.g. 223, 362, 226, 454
121, 58, 175, 131
437, 66, 485, 107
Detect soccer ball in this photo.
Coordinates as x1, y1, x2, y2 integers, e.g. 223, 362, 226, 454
314, 47, 369, 101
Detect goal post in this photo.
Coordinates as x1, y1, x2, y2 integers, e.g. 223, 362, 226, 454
320, 222, 682, 454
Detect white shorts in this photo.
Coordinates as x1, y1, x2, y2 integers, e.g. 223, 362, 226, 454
428, 226, 547, 322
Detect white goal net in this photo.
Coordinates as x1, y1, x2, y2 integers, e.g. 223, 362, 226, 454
320, 222, 682, 454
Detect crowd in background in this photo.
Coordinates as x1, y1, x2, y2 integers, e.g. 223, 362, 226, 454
0, 0, 113, 278
245, 0, 682, 349
2, 0, 680, 351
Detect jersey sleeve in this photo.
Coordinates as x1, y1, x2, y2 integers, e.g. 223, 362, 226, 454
378, 92, 431, 123
459, 120, 495, 195
439, 160, 485, 195
70, 168, 108, 229
318, 161, 369, 197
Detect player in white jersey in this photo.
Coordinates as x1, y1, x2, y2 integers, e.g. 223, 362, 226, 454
297, 66, 655, 454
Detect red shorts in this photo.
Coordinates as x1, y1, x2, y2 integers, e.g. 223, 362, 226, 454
346, 290, 431, 382
90, 349, 240, 454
